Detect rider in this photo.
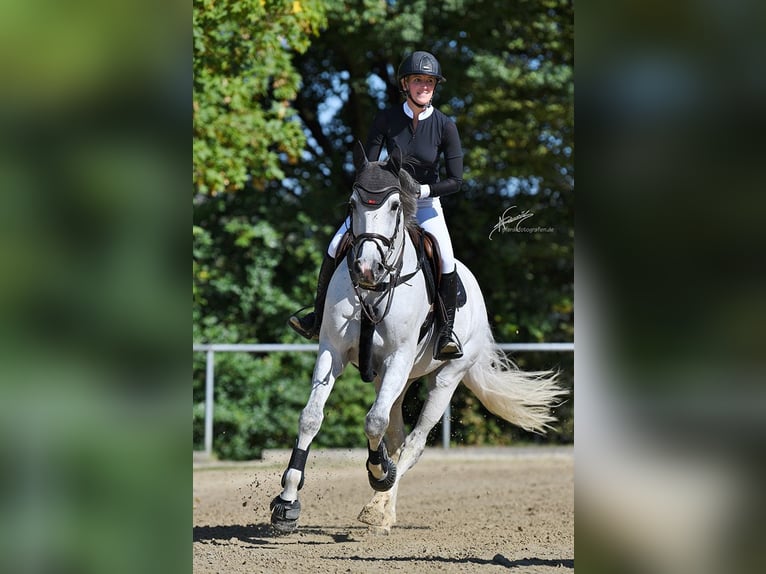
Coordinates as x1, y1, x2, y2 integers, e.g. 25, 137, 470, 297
289, 50, 464, 360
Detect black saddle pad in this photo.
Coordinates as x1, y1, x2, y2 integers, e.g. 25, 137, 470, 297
456, 274, 467, 308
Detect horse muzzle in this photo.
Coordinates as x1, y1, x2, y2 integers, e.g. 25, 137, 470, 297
352, 258, 385, 289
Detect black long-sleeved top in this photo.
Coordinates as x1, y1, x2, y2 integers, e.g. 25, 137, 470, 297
365, 104, 463, 198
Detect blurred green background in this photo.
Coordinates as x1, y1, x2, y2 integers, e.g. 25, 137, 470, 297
5, 0, 763, 573
0, 1, 187, 573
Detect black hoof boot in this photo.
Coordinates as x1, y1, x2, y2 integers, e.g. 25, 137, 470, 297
368, 462, 397, 492
366, 442, 398, 492
270, 495, 301, 534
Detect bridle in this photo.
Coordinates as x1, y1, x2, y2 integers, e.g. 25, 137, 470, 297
347, 185, 420, 324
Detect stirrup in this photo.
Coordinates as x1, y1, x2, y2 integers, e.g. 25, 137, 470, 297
288, 311, 317, 340
434, 329, 463, 360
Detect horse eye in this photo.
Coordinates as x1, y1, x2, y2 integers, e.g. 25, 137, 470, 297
349, 200, 356, 211
390, 201, 400, 212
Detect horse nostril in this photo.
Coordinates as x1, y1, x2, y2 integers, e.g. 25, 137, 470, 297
354, 260, 363, 274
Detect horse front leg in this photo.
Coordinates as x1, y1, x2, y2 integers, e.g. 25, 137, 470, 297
364, 364, 409, 491
270, 346, 344, 533
360, 368, 463, 534
358, 391, 407, 533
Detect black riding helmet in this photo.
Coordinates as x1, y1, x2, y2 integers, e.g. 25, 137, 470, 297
397, 51, 446, 84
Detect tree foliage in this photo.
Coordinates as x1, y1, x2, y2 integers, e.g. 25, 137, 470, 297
193, 0, 574, 459
193, 0, 327, 194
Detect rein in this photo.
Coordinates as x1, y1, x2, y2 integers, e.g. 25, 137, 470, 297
347, 193, 420, 325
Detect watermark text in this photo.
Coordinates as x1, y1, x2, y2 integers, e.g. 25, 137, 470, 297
489, 206, 554, 239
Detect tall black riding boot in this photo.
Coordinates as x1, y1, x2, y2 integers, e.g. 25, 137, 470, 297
288, 254, 335, 340
434, 270, 464, 360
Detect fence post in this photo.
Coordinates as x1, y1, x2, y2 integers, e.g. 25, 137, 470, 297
204, 348, 215, 457
442, 404, 451, 449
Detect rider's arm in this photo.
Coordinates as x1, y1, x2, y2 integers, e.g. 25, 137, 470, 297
419, 120, 463, 199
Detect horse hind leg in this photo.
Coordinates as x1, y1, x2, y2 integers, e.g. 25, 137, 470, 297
400, 369, 461, 471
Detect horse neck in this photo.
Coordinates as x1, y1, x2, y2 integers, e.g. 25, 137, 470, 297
386, 214, 416, 275
376, 218, 415, 285
400, 224, 418, 271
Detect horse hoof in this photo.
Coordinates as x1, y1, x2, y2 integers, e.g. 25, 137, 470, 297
367, 460, 397, 492
270, 495, 301, 534
358, 503, 383, 526
357, 504, 395, 532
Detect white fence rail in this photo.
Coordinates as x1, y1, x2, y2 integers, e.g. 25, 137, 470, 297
193, 342, 574, 456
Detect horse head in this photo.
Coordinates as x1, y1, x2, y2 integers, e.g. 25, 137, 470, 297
348, 142, 417, 289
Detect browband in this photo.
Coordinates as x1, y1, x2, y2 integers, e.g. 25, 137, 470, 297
353, 184, 400, 206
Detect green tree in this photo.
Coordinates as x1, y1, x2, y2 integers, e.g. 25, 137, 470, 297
193, 0, 327, 194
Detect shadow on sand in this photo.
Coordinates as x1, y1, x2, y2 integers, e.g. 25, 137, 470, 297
193, 524, 573, 569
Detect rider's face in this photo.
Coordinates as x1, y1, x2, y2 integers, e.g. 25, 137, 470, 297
403, 75, 436, 107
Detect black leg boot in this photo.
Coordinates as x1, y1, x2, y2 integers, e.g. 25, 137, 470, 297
288, 254, 335, 340
434, 270, 464, 360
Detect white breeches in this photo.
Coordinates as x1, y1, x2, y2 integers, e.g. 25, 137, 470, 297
327, 197, 456, 274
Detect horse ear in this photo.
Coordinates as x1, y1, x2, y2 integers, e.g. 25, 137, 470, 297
353, 141, 369, 172
388, 146, 402, 174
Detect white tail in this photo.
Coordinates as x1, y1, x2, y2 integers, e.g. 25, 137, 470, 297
462, 338, 567, 434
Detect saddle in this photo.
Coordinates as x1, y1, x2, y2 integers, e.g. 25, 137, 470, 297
406, 226, 467, 310
336, 226, 466, 383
